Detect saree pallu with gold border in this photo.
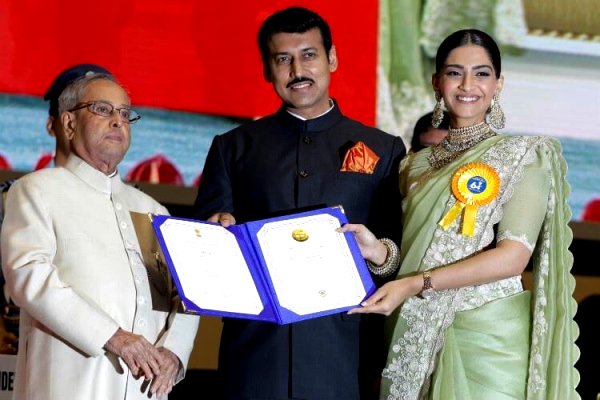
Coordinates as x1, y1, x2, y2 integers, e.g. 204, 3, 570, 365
380, 135, 579, 400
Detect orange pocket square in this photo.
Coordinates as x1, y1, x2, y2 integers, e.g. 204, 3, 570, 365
340, 141, 380, 174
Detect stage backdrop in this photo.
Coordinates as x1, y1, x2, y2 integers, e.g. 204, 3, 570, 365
0, 0, 378, 124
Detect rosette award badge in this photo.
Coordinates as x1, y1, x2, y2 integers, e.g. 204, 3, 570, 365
439, 162, 500, 236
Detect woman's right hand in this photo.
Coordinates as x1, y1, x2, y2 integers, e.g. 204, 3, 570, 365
337, 223, 388, 265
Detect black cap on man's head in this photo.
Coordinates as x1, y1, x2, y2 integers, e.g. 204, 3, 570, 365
44, 64, 112, 117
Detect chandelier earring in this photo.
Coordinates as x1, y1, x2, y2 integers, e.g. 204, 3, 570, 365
431, 93, 445, 128
487, 93, 506, 129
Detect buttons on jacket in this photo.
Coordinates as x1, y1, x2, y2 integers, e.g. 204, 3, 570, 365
299, 136, 311, 178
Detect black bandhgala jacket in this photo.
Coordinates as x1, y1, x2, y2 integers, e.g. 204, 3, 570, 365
193, 102, 405, 400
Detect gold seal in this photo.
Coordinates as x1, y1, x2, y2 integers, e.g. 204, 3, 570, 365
439, 162, 500, 236
291, 228, 309, 242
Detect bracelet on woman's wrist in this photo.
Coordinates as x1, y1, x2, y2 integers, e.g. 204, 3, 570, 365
421, 270, 434, 292
365, 238, 400, 278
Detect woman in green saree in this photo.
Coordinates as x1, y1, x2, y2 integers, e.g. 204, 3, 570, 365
341, 29, 579, 399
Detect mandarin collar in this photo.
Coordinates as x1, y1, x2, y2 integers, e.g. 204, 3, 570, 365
65, 154, 124, 196
275, 99, 343, 134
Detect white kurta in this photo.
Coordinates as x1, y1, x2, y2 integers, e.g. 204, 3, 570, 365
0, 155, 199, 400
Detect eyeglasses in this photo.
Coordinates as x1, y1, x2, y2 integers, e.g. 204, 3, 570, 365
69, 101, 141, 124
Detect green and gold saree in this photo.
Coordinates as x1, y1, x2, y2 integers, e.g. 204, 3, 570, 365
380, 135, 579, 400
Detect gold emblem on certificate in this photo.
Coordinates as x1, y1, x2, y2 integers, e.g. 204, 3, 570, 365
439, 162, 500, 236
291, 228, 309, 242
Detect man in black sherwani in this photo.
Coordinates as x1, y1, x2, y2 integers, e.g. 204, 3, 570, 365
193, 6, 406, 400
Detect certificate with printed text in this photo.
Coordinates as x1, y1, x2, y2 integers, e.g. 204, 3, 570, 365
151, 206, 376, 324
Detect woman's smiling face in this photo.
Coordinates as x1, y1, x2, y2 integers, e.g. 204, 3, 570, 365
433, 44, 503, 128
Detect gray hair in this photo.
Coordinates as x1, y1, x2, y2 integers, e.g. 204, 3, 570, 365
58, 73, 119, 115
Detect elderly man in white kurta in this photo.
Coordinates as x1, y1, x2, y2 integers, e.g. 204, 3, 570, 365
0, 73, 199, 399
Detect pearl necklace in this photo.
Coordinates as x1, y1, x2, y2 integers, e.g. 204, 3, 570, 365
428, 122, 496, 169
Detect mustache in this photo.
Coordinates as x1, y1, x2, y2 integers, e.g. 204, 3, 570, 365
286, 77, 314, 88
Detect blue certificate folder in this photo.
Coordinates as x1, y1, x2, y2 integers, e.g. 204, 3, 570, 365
151, 206, 376, 324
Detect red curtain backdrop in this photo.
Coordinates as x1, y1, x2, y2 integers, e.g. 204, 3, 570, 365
0, 0, 378, 125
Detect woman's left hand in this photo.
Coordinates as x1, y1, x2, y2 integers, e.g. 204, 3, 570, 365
348, 275, 421, 316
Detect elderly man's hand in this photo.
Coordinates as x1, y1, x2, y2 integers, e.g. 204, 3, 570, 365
150, 347, 181, 397
104, 328, 161, 381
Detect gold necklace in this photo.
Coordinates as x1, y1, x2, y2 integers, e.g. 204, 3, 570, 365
428, 122, 496, 169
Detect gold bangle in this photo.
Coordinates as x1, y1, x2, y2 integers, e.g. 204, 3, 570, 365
422, 270, 434, 291
365, 238, 400, 278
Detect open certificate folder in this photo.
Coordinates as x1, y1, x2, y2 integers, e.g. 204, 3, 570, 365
150, 206, 376, 324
